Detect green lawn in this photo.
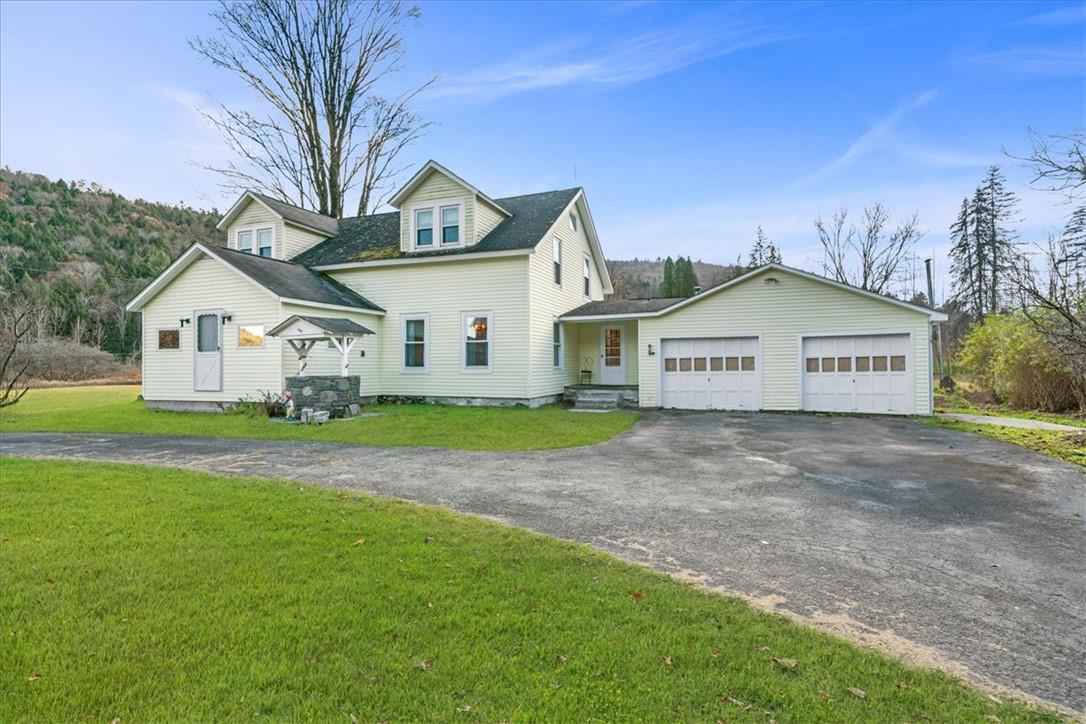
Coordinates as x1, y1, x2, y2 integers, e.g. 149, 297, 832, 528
0, 385, 638, 450
0, 459, 1058, 722
922, 418, 1086, 467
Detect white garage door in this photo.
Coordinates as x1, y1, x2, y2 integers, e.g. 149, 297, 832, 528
661, 338, 761, 410
801, 334, 914, 414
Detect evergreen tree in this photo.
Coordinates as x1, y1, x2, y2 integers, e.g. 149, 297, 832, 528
749, 227, 782, 268
949, 167, 1020, 318
661, 257, 675, 296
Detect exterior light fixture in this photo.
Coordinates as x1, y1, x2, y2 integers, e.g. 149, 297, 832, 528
179, 318, 190, 327
764, 277, 779, 285
647, 343, 655, 356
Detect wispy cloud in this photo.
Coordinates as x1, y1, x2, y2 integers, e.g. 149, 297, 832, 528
964, 44, 1085, 78
431, 11, 798, 102
785, 90, 938, 190
1010, 5, 1086, 27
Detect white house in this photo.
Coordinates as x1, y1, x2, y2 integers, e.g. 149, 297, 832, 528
127, 160, 946, 415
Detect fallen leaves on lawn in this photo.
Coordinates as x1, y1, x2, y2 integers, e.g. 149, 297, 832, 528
418, 659, 433, 671
456, 705, 472, 713
897, 681, 910, 689
818, 690, 831, 701
710, 651, 721, 659
631, 591, 643, 601
660, 655, 673, 666
847, 687, 866, 699
351, 538, 365, 546
555, 654, 567, 664
27, 673, 42, 682
772, 657, 799, 672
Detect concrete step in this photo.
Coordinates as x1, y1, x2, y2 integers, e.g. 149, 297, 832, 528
574, 400, 620, 410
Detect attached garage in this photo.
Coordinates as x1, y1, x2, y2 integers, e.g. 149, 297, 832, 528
801, 334, 914, 414
661, 337, 761, 410
562, 264, 946, 415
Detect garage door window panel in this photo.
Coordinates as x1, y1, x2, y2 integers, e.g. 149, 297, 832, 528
664, 358, 677, 372
821, 357, 835, 372
805, 358, 818, 373
890, 355, 906, 371
741, 356, 756, 371
725, 357, 739, 371
679, 358, 692, 372
873, 356, 888, 372
694, 357, 707, 372
856, 356, 870, 372
710, 357, 723, 371
837, 357, 852, 372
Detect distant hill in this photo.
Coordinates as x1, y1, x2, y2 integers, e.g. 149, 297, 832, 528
0, 168, 220, 355
605, 258, 746, 299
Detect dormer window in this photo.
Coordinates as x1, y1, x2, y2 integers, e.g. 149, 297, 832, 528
410, 199, 464, 251
236, 227, 274, 257
441, 206, 460, 245
415, 209, 434, 247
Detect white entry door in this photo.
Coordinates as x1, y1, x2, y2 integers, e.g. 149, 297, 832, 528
661, 337, 761, 410
801, 334, 913, 414
600, 327, 625, 384
194, 310, 223, 392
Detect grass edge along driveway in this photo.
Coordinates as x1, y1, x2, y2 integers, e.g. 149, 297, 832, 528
0, 385, 638, 451
0, 458, 1062, 723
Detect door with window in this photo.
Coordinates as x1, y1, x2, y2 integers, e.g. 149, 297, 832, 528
801, 334, 913, 414
600, 327, 625, 384
661, 337, 761, 410
194, 310, 222, 391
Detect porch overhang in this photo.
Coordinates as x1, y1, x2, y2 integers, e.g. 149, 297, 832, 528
268, 315, 373, 377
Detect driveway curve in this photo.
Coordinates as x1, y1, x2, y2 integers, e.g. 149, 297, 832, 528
3, 412, 1084, 712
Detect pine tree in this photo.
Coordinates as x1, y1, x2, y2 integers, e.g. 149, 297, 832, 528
766, 242, 782, 264
976, 166, 1020, 314
675, 257, 697, 296
749, 227, 783, 268
661, 257, 675, 297
949, 197, 983, 319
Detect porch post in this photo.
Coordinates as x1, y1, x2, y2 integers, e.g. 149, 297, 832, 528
329, 335, 356, 377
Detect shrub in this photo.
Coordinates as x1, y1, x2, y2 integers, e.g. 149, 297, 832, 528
10, 336, 135, 383
959, 312, 1086, 413
233, 391, 287, 418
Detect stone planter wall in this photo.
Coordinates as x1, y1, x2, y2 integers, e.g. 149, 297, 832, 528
285, 375, 361, 418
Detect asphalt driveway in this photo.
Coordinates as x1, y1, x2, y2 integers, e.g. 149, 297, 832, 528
3, 413, 1084, 712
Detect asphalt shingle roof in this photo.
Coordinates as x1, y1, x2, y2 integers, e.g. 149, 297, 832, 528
561, 297, 686, 318
292, 188, 581, 267
210, 245, 383, 312
250, 192, 340, 236
271, 315, 375, 336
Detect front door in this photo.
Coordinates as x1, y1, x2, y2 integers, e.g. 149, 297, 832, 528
194, 310, 223, 392
600, 326, 625, 385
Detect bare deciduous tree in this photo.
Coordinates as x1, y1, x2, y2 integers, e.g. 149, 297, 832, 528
1008, 128, 1086, 202
815, 204, 923, 296
191, 0, 433, 218
0, 293, 32, 408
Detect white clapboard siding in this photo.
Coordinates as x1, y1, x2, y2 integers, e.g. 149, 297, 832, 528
398, 172, 476, 252
141, 256, 283, 402
637, 268, 933, 413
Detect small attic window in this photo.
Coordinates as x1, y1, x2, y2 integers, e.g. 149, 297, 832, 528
415, 209, 434, 247
569, 212, 579, 232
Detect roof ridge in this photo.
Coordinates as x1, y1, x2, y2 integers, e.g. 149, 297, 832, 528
247, 190, 338, 221
209, 241, 316, 269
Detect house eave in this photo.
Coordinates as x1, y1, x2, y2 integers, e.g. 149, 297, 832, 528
313, 247, 532, 271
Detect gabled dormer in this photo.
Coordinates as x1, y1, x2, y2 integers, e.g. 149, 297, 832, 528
389, 161, 512, 253
217, 191, 338, 261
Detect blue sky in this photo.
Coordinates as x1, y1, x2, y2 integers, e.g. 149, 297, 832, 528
1, 1, 1083, 299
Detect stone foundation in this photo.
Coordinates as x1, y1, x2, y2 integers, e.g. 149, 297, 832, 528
285, 375, 361, 418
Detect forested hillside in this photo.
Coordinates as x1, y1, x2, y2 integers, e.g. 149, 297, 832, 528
0, 169, 220, 357
606, 258, 745, 299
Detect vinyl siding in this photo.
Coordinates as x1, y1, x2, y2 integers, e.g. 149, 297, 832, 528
226, 200, 283, 258
398, 172, 475, 252
328, 256, 530, 398
526, 197, 607, 397
282, 223, 330, 260
474, 198, 505, 241
574, 321, 639, 385
278, 302, 381, 397
141, 256, 283, 401
636, 269, 933, 413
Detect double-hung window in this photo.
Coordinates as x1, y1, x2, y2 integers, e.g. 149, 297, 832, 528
441, 206, 460, 245
583, 257, 591, 297
403, 315, 428, 370
415, 209, 434, 248
462, 312, 491, 370
256, 228, 273, 257
236, 227, 273, 256
552, 321, 562, 368
553, 237, 562, 285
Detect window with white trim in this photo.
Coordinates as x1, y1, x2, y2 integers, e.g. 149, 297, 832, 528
553, 237, 562, 285
440, 205, 460, 245
462, 312, 491, 370
158, 329, 180, 350
256, 228, 272, 257
403, 315, 428, 369
415, 209, 434, 248
583, 256, 591, 297
238, 325, 265, 348
552, 320, 562, 368
410, 199, 464, 251
236, 227, 273, 256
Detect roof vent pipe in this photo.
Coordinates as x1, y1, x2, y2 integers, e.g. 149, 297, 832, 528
693, 286, 702, 294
